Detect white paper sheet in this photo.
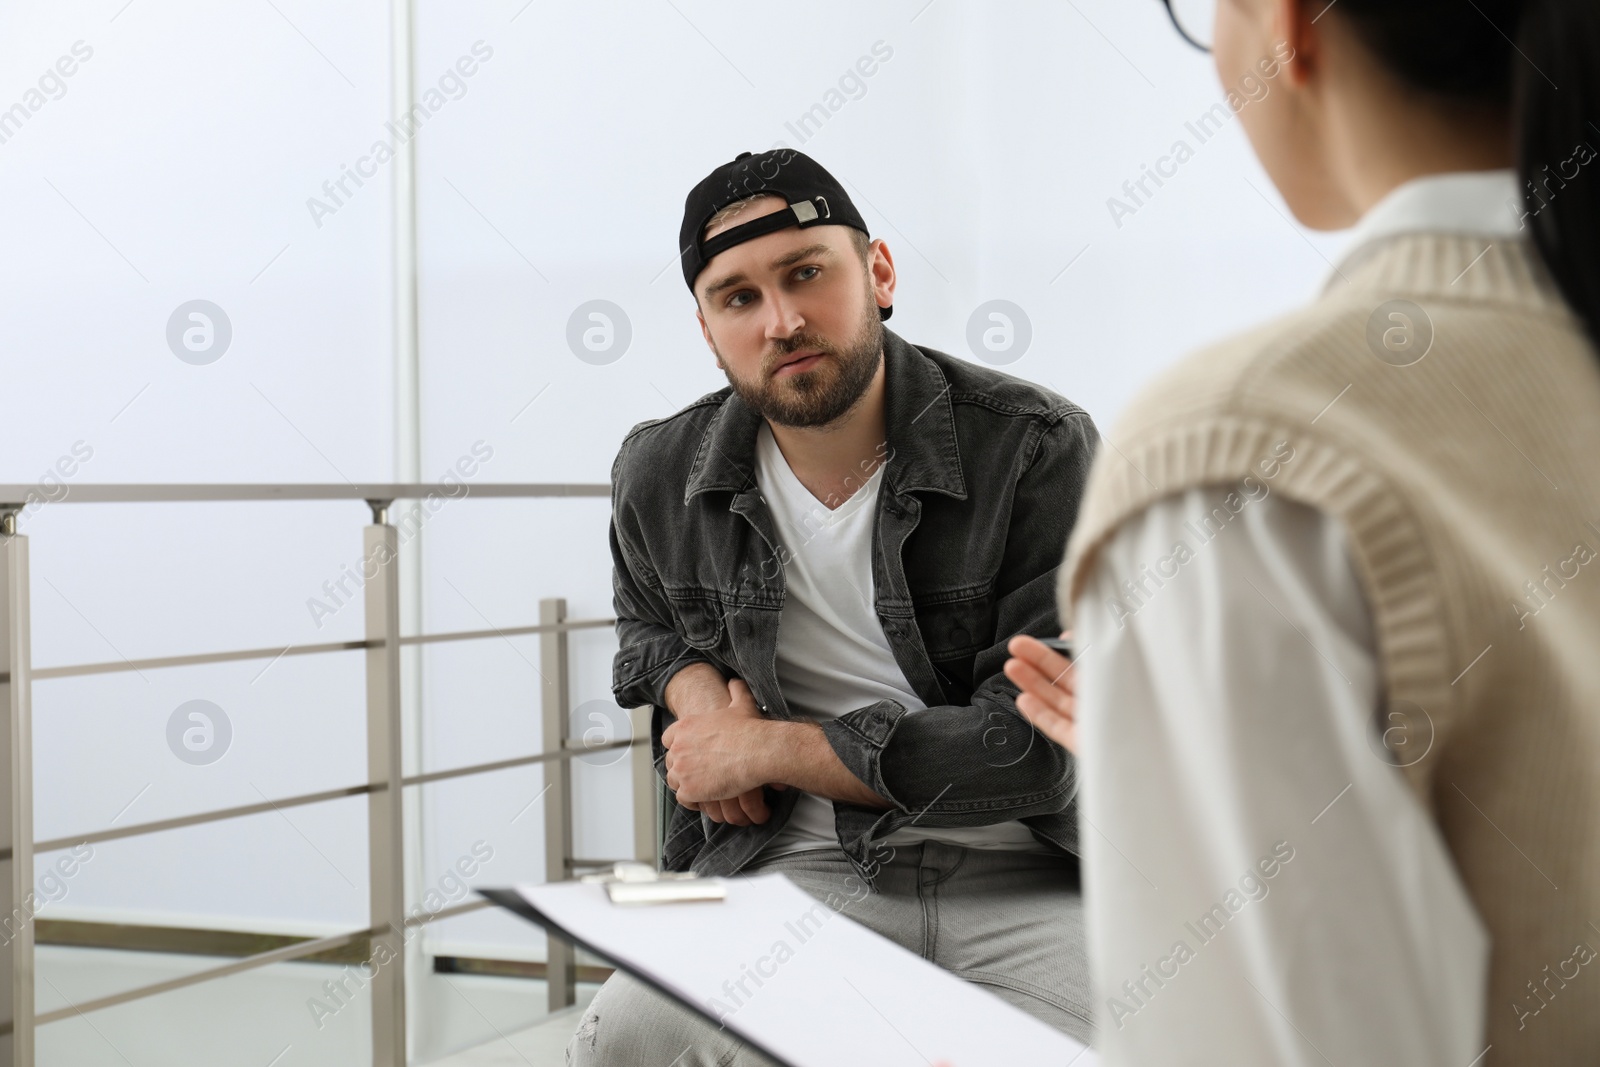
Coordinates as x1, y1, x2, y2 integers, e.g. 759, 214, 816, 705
514, 873, 1096, 1067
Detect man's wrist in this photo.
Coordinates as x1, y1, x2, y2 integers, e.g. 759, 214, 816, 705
759, 720, 888, 808
663, 662, 728, 719
754, 720, 813, 789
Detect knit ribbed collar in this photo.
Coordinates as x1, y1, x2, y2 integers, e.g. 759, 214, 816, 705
1328, 169, 1522, 286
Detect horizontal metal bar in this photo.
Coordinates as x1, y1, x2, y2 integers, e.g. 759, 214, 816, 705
404, 898, 492, 928
22, 617, 615, 683
569, 858, 633, 870
434, 955, 614, 984
402, 738, 640, 790
0, 483, 609, 505
24, 897, 507, 1029
15, 738, 649, 860
30, 638, 370, 682
35, 916, 371, 965
29, 924, 375, 1029
401, 618, 614, 648
31, 782, 379, 855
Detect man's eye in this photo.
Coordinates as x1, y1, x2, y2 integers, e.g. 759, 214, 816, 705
727, 291, 754, 308
795, 266, 821, 281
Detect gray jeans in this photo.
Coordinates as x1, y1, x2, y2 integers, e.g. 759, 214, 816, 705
565, 841, 1093, 1066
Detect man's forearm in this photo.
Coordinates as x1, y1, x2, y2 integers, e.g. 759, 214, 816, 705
761, 721, 890, 810
817, 694, 1077, 824
660, 670, 890, 810
663, 661, 729, 719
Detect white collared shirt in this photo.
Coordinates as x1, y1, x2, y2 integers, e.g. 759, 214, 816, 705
1075, 170, 1517, 1065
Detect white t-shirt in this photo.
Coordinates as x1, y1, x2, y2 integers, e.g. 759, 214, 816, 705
752, 422, 1043, 858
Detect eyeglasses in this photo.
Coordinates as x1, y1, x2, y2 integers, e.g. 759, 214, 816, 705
1161, 0, 1215, 53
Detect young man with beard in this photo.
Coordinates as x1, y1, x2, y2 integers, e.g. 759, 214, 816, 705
567, 150, 1099, 1065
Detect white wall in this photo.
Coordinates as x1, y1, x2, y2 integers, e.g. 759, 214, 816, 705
0, 0, 1349, 1060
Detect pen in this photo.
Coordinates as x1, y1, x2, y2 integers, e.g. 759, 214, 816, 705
1038, 637, 1073, 659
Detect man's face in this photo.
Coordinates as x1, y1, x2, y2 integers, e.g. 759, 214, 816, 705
695, 197, 887, 429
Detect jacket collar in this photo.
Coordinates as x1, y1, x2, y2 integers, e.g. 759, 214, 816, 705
684, 328, 967, 504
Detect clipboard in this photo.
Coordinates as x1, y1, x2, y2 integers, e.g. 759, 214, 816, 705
481, 864, 1097, 1067
478, 876, 795, 1067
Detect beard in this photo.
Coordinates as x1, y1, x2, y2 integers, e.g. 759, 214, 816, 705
715, 294, 884, 429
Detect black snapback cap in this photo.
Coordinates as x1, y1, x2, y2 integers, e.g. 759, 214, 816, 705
679, 149, 890, 320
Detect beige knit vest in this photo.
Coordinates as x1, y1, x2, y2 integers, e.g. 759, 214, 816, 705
1057, 233, 1600, 1064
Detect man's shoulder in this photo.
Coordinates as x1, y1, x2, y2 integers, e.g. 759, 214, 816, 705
907, 339, 1090, 427
611, 386, 733, 492
618, 386, 731, 449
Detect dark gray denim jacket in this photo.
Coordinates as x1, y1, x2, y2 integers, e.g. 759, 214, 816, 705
608, 328, 1099, 883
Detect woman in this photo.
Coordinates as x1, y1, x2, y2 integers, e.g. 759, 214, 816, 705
1006, 1, 1599, 1064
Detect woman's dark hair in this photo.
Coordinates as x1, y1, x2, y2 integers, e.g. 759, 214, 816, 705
1336, 0, 1600, 345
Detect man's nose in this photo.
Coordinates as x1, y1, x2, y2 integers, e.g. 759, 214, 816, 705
762, 291, 805, 341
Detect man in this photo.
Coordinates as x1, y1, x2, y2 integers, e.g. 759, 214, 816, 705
568, 149, 1099, 1066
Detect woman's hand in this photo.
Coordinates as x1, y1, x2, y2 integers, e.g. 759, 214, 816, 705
1003, 631, 1079, 754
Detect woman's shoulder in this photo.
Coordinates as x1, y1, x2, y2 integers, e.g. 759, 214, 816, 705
1106, 295, 1361, 446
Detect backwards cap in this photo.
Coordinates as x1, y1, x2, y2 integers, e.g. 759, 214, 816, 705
679, 149, 888, 320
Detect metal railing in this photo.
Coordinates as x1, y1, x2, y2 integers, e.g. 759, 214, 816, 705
0, 483, 652, 1065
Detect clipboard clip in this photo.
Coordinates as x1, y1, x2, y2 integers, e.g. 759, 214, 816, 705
580, 862, 729, 906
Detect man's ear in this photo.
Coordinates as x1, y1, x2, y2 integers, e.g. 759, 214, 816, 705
696, 307, 723, 367
868, 239, 897, 316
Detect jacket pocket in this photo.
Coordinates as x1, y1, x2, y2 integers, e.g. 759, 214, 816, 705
917, 593, 993, 660
667, 594, 725, 652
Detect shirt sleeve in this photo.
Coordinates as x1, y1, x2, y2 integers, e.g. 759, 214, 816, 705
1074, 487, 1489, 1066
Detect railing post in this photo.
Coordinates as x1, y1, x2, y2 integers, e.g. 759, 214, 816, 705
629, 706, 658, 868
364, 502, 406, 1065
539, 597, 575, 1010
0, 508, 33, 1067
